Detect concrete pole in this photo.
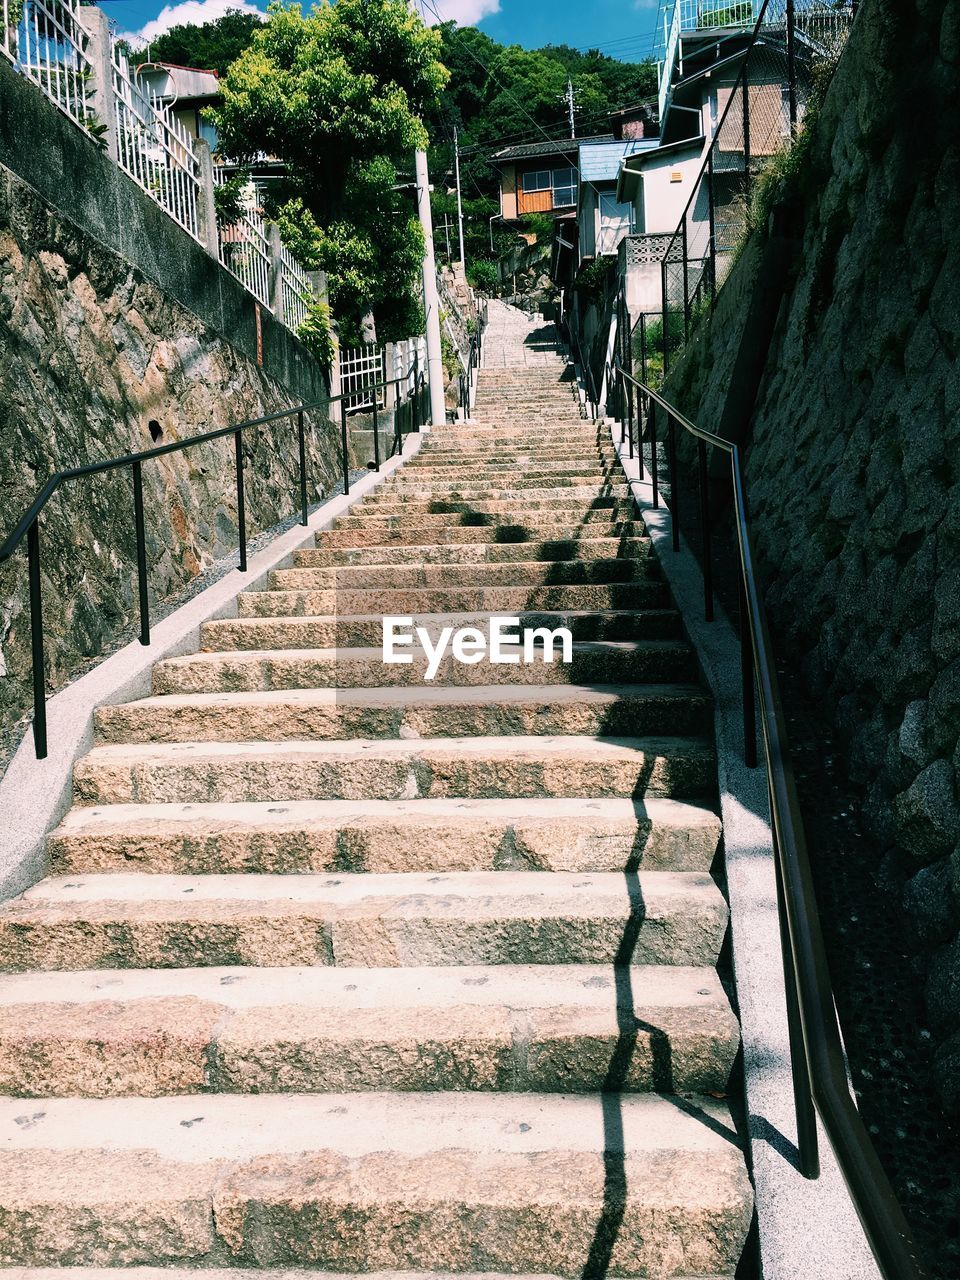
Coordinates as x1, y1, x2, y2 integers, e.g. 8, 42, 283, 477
194, 139, 220, 259
83, 7, 118, 162
453, 125, 466, 267
415, 147, 446, 427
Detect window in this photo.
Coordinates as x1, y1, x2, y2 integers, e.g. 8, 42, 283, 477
521, 165, 577, 206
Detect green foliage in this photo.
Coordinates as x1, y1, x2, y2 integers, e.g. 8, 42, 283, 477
467, 258, 498, 293
212, 171, 249, 225
521, 212, 554, 243
128, 10, 265, 75
210, 0, 446, 342
297, 296, 337, 369
577, 255, 616, 303
424, 24, 657, 207
700, 1, 754, 28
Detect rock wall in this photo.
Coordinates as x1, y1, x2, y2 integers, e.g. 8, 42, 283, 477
0, 163, 341, 747
663, 0, 960, 1107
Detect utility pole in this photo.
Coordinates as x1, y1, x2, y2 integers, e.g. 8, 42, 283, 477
565, 79, 576, 138
453, 124, 466, 267
414, 147, 447, 427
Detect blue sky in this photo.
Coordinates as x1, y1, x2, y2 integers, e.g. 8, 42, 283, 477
110, 0, 660, 64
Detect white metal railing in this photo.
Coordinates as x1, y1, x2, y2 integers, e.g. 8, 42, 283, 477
278, 242, 311, 330
2, 0, 94, 131
4, 4, 321, 344
112, 48, 202, 239
658, 0, 683, 121
340, 344, 386, 412
212, 171, 272, 307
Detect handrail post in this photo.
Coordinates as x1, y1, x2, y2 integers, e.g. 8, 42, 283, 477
707, 152, 718, 307
739, 574, 757, 767
698, 438, 714, 620
640, 313, 648, 385
131, 460, 150, 644
661, 258, 671, 375
667, 414, 680, 552
297, 409, 308, 526
742, 47, 752, 202
26, 521, 47, 760
681, 217, 690, 340
234, 431, 247, 571
372, 396, 381, 472
648, 396, 659, 510
340, 399, 350, 496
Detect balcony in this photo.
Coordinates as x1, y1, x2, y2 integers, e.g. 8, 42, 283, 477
657, 0, 758, 121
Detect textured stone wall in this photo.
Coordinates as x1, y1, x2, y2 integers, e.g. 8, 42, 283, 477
0, 164, 341, 744
664, 0, 960, 1108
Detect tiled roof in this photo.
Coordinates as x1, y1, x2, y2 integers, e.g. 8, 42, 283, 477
491, 134, 612, 163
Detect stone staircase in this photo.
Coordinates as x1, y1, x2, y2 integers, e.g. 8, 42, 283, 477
0, 302, 753, 1276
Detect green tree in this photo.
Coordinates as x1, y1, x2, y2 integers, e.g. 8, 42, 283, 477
128, 10, 264, 75
210, 0, 448, 343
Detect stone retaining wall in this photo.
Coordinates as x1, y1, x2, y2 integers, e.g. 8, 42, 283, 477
663, 0, 960, 1109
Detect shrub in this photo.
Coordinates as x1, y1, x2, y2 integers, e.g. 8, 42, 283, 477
297, 297, 337, 370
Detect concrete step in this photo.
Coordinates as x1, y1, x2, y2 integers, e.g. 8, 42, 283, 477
0, 962, 739, 1096
200, 609, 683, 651
95, 684, 709, 745
72, 735, 716, 805
47, 795, 721, 875
0, 869, 727, 971
297, 536, 652, 566
235, 581, 670, 618
268, 559, 657, 592
152, 641, 697, 692
0, 1092, 752, 1271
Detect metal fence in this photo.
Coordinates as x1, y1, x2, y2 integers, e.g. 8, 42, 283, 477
2, 0, 316, 338
654, 0, 855, 373
112, 47, 202, 240
1, 0, 93, 131
340, 345, 387, 413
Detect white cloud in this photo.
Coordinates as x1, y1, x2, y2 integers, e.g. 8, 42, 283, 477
416, 0, 500, 27
122, 0, 266, 49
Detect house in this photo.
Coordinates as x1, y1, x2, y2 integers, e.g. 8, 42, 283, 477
133, 61, 284, 189
490, 136, 594, 222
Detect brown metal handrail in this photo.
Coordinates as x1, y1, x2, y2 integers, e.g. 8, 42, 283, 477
611, 359, 929, 1280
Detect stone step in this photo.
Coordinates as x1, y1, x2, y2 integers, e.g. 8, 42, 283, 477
47, 795, 721, 875
268, 559, 657, 592
72, 735, 716, 805
200, 608, 682, 650
0, 962, 739, 1097
297, 536, 652, 566
411, 456, 617, 473
325, 510, 638, 537
0, 1271, 745, 1280
379, 480, 631, 499
0, 1091, 752, 1271
235, 581, 670, 618
357, 495, 633, 517
152, 641, 697, 692
0, 869, 727, 970
417, 445, 614, 463
95, 684, 709, 745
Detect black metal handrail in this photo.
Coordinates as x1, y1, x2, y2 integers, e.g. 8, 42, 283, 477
0, 367, 426, 760
610, 359, 930, 1280
457, 298, 488, 417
